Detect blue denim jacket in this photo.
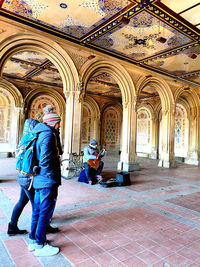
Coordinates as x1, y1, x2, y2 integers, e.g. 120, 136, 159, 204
32, 123, 61, 189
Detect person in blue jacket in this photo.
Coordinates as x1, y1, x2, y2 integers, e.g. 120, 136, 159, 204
7, 117, 61, 236
7, 119, 38, 236
83, 139, 105, 185
28, 109, 61, 257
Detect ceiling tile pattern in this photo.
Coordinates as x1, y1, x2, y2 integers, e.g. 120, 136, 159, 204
3, 51, 63, 87
2, 0, 129, 38
91, 10, 193, 61
0, 0, 200, 87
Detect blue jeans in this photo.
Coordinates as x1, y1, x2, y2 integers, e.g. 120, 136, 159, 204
84, 161, 104, 183
29, 186, 58, 246
10, 186, 34, 226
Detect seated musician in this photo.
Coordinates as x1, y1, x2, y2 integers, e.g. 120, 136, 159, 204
83, 139, 105, 185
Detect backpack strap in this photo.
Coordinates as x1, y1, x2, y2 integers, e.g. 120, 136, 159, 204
28, 175, 34, 191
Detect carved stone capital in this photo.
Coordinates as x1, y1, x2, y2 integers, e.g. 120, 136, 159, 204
76, 80, 83, 91
123, 101, 128, 109
162, 110, 168, 116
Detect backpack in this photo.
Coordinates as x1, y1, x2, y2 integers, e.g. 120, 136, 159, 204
16, 133, 38, 176
78, 169, 89, 184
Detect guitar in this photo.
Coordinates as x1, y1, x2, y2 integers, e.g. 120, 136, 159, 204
87, 146, 106, 169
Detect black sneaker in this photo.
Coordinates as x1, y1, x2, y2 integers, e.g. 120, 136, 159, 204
7, 223, 28, 236
46, 225, 60, 234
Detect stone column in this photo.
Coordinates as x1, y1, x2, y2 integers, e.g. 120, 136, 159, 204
118, 98, 139, 171
93, 114, 100, 144
63, 90, 82, 158
150, 113, 159, 159
16, 106, 24, 145
158, 108, 176, 168
185, 114, 199, 165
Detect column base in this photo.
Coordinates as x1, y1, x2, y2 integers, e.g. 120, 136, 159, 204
149, 148, 158, 159
185, 157, 199, 166
117, 161, 140, 172
158, 159, 176, 168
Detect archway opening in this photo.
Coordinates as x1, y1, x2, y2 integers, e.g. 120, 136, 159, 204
83, 71, 122, 156
1, 50, 66, 152
137, 83, 160, 159
174, 103, 189, 159
136, 107, 152, 155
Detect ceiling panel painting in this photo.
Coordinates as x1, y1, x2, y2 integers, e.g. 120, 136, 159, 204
2, 0, 130, 39
31, 68, 63, 86
91, 10, 193, 61
12, 51, 48, 65
1, 0, 200, 88
144, 45, 200, 76
3, 59, 36, 77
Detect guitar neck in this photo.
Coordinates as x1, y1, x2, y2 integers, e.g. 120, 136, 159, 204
97, 148, 105, 158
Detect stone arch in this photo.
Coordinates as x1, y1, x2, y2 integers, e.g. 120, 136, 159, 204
136, 106, 152, 155
136, 76, 175, 111
174, 87, 199, 117
137, 77, 175, 167
24, 88, 65, 118
0, 79, 23, 154
174, 87, 200, 165
0, 78, 23, 107
83, 95, 100, 120
80, 60, 135, 103
137, 103, 154, 118
24, 88, 66, 143
101, 101, 123, 114
81, 96, 100, 149
0, 33, 79, 93
176, 98, 190, 118
100, 101, 123, 154
174, 103, 189, 158
80, 60, 138, 170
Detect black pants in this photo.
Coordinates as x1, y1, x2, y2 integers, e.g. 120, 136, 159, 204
84, 161, 104, 183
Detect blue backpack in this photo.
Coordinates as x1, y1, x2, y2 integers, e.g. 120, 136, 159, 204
16, 133, 38, 176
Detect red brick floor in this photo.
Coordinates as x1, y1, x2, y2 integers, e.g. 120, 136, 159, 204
1, 157, 200, 266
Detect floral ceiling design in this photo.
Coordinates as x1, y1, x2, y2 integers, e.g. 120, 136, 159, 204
0, 0, 200, 87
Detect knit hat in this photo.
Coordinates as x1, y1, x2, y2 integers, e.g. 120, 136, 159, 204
43, 105, 61, 127
90, 139, 97, 148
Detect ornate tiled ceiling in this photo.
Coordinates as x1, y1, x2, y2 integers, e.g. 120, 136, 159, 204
3, 51, 121, 100
0, 0, 200, 87
3, 51, 64, 87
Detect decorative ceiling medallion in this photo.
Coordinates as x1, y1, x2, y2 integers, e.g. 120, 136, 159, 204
60, 3, 67, 9
98, 0, 129, 15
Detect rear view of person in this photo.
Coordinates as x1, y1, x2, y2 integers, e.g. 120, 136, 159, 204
7, 119, 38, 235
28, 109, 62, 257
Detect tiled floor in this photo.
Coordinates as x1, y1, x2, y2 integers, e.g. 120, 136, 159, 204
1, 157, 200, 266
